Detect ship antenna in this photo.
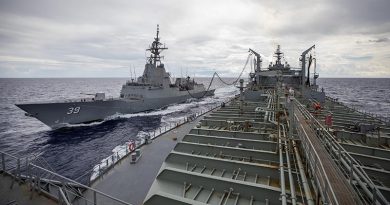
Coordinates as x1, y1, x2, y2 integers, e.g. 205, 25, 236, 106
156, 24, 159, 40
130, 66, 133, 81
146, 24, 168, 66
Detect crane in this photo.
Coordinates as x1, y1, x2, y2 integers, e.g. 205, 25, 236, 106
248, 48, 262, 72
300, 45, 315, 86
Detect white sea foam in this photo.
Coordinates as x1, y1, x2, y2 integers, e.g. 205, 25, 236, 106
90, 86, 238, 181
69, 85, 238, 130
61, 121, 106, 128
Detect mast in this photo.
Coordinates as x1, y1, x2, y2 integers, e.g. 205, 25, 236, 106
146, 24, 168, 66
274, 45, 283, 66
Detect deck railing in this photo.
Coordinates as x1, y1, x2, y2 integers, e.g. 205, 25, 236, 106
89, 99, 234, 183
0, 151, 132, 205
293, 99, 388, 205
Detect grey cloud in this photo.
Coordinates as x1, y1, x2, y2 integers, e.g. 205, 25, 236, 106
258, 0, 390, 37
369, 37, 389, 43
343, 55, 373, 61
356, 37, 389, 44
0, 0, 389, 78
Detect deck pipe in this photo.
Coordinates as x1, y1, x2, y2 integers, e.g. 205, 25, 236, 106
292, 140, 315, 205
265, 91, 286, 204
268, 91, 288, 205
279, 131, 287, 205
269, 90, 312, 205
282, 124, 297, 205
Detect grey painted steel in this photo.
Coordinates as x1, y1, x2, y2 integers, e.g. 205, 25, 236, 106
145, 95, 305, 204
81, 115, 205, 205
294, 99, 388, 204
174, 142, 279, 163
182, 134, 277, 152
0, 151, 131, 205
15, 26, 215, 129
17, 90, 214, 129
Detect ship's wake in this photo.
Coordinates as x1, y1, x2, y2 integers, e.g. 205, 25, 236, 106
90, 85, 238, 181
61, 85, 237, 130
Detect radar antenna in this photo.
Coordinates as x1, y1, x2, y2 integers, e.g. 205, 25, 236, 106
146, 24, 168, 66
274, 45, 283, 66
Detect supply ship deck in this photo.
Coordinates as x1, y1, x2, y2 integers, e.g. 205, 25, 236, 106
142, 89, 390, 205
1, 44, 389, 205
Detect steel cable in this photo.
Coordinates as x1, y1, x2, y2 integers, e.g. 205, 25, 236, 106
186, 53, 252, 99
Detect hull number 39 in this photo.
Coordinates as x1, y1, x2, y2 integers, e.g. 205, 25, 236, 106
67, 107, 81, 115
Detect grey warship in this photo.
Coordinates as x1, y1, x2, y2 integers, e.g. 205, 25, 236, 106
16, 25, 215, 129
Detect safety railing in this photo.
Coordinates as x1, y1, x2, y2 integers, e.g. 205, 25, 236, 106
58, 188, 72, 205
294, 120, 339, 205
325, 95, 390, 125
89, 98, 235, 183
293, 99, 388, 205
1, 151, 132, 205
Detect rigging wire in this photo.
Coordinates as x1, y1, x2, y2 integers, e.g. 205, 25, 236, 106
185, 53, 252, 99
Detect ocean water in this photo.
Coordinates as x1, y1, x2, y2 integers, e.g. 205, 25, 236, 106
316, 78, 390, 118
0, 78, 238, 183
0, 78, 389, 184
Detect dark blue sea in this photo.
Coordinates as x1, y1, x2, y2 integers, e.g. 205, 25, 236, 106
0, 78, 238, 183
0, 78, 389, 183
316, 78, 390, 117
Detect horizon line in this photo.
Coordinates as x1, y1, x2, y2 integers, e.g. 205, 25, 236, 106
0, 77, 389, 79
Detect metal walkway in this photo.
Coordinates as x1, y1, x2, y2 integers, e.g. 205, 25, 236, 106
293, 97, 389, 205
294, 105, 360, 204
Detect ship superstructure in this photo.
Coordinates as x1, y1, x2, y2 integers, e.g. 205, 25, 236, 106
16, 25, 214, 129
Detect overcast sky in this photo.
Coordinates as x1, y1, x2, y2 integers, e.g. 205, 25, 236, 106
0, 0, 389, 78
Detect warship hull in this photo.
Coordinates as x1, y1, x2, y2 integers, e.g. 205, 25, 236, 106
16, 89, 215, 129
